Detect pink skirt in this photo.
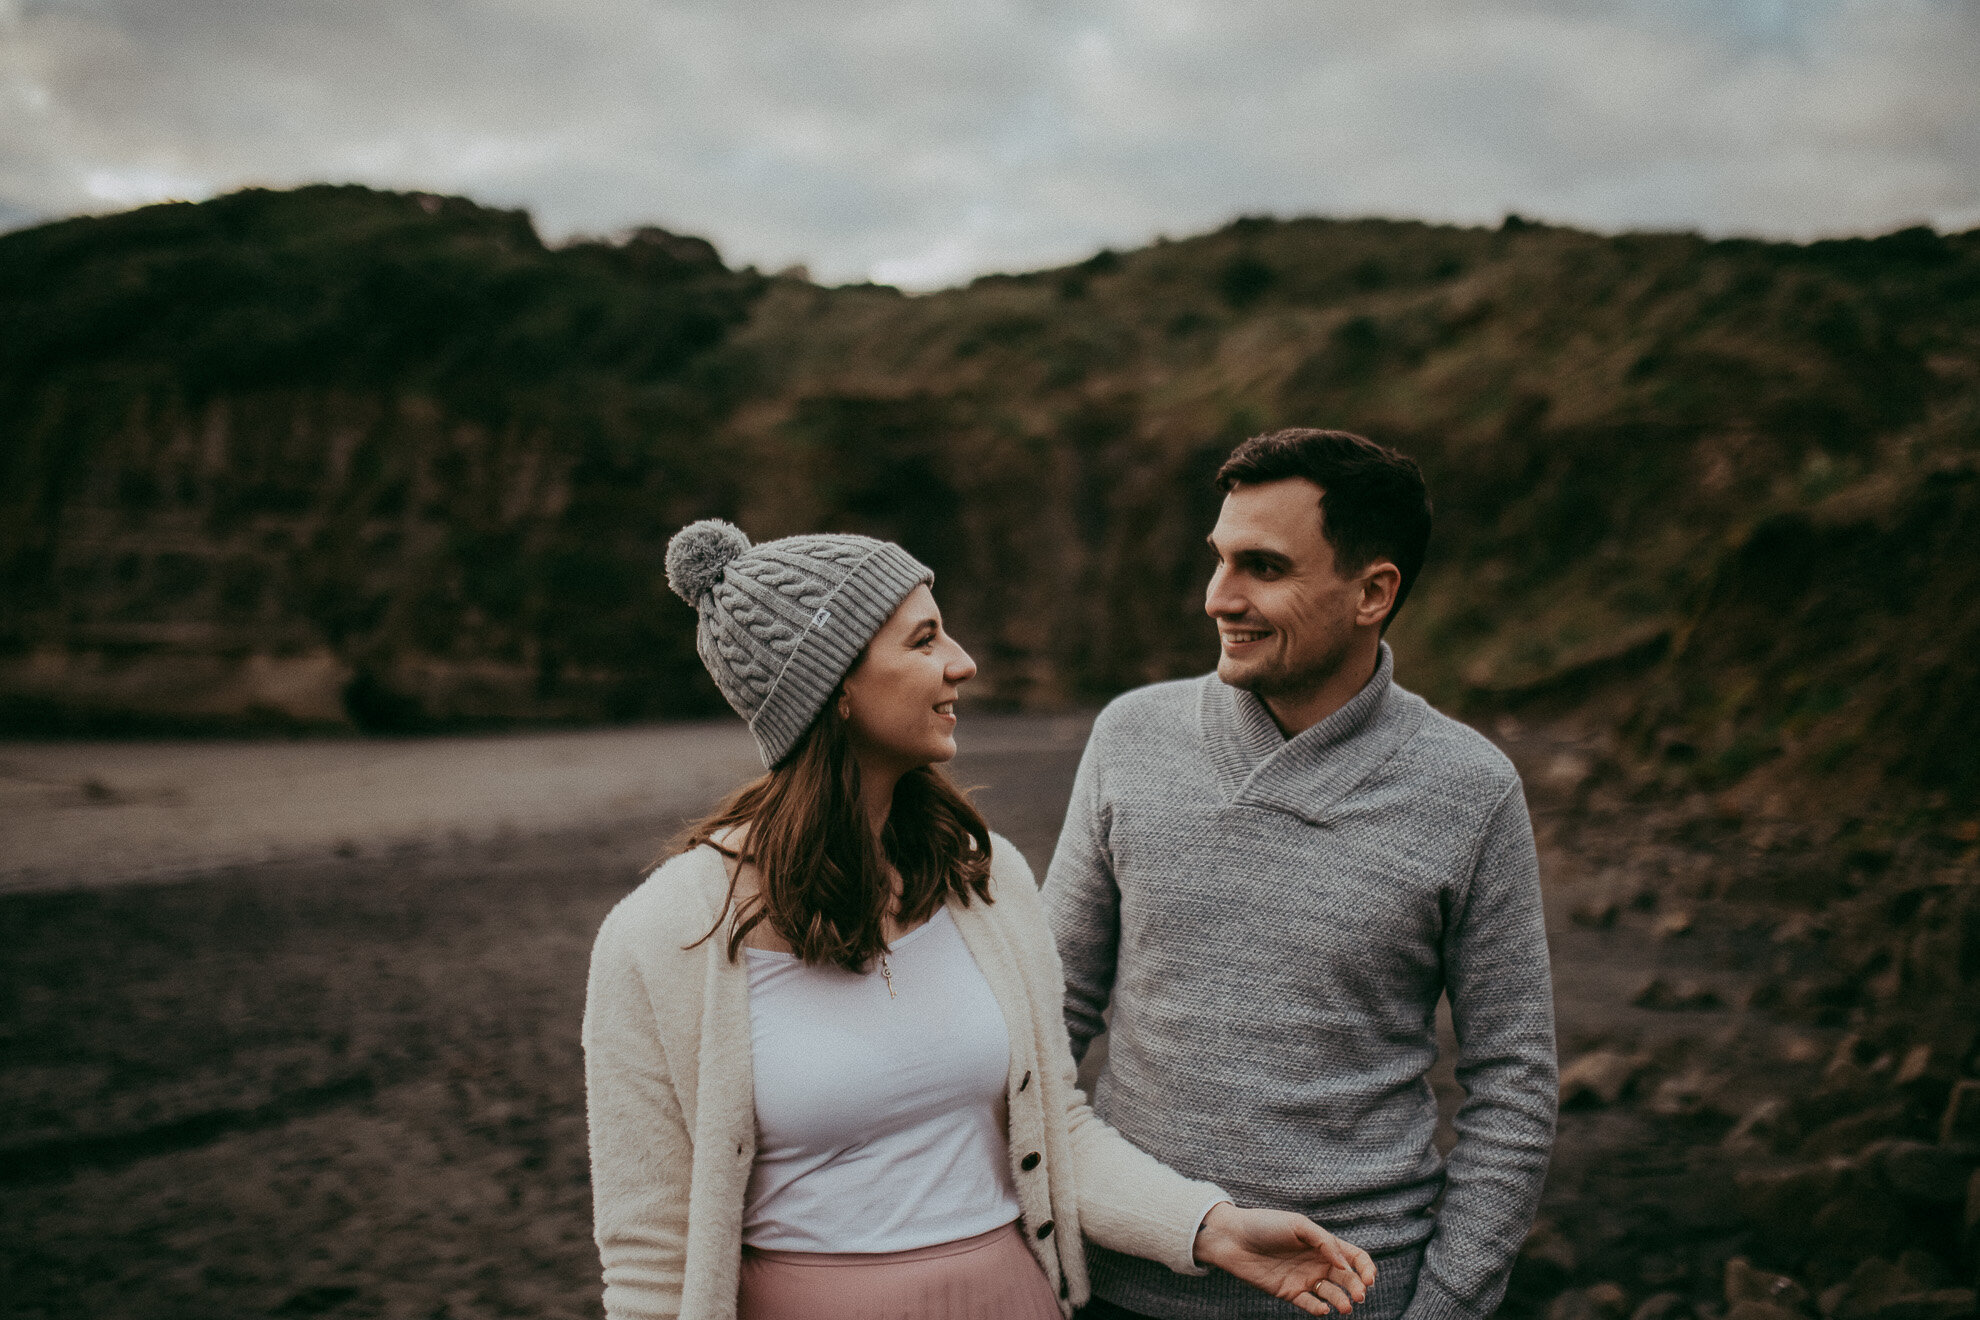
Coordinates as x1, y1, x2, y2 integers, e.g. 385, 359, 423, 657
738, 1221, 1061, 1320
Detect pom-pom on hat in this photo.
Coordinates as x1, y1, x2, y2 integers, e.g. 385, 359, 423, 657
664, 518, 751, 604
664, 519, 933, 767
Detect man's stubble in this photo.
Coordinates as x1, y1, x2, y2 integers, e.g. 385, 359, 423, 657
1218, 623, 1355, 711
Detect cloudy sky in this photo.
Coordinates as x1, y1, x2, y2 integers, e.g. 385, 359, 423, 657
3, 0, 1977, 287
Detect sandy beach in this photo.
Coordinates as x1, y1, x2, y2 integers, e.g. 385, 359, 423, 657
1, 713, 1824, 1320
0, 715, 1104, 894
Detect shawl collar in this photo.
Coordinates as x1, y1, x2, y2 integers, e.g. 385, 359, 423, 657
1197, 642, 1425, 824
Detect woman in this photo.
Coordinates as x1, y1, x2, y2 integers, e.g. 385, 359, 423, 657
584, 520, 1377, 1320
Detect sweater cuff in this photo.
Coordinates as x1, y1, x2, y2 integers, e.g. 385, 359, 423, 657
1181, 1197, 1234, 1277
1398, 1265, 1487, 1320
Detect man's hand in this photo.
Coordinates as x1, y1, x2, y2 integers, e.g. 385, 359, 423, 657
1193, 1202, 1379, 1316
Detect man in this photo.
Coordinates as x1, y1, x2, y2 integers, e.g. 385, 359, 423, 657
1045, 429, 1557, 1320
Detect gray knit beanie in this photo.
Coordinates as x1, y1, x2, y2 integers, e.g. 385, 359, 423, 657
665, 519, 934, 767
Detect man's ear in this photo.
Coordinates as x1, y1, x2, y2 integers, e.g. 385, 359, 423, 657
1357, 563, 1402, 629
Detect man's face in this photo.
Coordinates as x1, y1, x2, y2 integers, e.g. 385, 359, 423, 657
1204, 478, 1367, 698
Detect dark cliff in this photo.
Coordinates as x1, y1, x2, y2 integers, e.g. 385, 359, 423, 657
1, 186, 763, 728
3, 187, 1976, 813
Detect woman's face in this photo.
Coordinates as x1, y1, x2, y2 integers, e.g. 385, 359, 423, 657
840, 584, 977, 773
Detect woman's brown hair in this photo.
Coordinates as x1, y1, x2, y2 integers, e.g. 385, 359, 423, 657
676, 694, 993, 973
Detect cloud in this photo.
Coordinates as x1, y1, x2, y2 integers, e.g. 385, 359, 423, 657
2, 0, 1976, 286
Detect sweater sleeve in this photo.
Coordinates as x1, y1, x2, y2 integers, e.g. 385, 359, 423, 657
1000, 843, 1229, 1278
1041, 729, 1120, 1063
583, 909, 692, 1320
1405, 782, 1558, 1320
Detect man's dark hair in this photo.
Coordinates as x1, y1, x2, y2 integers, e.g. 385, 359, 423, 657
1215, 428, 1432, 631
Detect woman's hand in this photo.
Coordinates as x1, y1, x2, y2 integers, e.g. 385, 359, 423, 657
1193, 1203, 1379, 1316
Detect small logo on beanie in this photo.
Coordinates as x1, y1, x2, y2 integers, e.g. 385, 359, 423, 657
811, 608, 832, 629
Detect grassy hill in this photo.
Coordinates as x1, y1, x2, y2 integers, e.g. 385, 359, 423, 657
2, 186, 1975, 817
0, 186, 763, 728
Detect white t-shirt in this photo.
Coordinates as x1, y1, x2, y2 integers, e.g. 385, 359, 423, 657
741, 906, 1023, 1252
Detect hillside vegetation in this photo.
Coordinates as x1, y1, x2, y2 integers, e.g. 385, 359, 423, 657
2, 186, 1976, 819
0, 186, 761, 729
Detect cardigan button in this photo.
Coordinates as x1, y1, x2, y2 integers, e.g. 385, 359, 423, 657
1035, 1220, 1055, 1240
1020, 1152, 1041, 1171
1018, 1070, 1031, 1092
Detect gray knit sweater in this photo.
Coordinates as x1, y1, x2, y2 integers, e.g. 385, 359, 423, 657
1044, 645, 1556, 1320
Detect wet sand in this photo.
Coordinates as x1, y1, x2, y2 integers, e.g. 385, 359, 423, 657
0, 723, 762, 893
1, 715, 1797, 1319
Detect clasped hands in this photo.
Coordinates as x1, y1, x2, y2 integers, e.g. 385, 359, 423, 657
1194, 1202, 1379, 1316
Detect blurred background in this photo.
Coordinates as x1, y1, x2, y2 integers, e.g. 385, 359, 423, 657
2, 3, 1978, 1319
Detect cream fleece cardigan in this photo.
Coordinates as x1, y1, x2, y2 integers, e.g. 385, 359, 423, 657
583, 834, 1227, 1320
